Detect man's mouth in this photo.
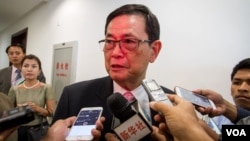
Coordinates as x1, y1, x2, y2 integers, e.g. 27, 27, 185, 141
236, 95, 250, 100
112, 64, 123, 67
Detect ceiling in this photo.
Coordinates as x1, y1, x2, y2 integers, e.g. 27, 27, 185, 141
0, 0, 47, 32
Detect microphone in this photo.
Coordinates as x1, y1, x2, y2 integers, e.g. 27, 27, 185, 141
107, 92, 136, 122
107, 92, 153, 141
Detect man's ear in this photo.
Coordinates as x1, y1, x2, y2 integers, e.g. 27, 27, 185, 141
149, 40, 162, 63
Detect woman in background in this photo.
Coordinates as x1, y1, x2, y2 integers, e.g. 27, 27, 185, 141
8, 54, 55, 141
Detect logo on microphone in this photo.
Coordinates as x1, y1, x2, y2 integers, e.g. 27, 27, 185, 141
114, 113, 151, 141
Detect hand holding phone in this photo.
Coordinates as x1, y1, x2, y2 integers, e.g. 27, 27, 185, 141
174, 86, 216, 109
65, 107, 103, 141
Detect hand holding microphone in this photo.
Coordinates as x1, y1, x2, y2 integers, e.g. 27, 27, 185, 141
107, 92, 153, 141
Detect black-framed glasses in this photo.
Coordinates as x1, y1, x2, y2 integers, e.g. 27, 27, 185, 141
98, 38, 151, 52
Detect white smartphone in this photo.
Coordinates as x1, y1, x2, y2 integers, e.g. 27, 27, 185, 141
66, 107, 103, 141
174, 86, 216, 109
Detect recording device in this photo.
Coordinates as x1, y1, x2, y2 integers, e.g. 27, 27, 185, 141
107, 92, 153, 141
66, 107, 103, 141
0, 106, 35, 132
174, 86, 216, 109
142, 78, 172, 105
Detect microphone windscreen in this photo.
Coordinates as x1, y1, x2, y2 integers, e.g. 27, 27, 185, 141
107, 92, 136, 122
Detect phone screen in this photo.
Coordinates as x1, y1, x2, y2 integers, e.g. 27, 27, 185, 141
175, 86, 212, 108
67, 107, 102, 140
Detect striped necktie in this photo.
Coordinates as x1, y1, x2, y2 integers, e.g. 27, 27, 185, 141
15, 69, 21, 81
15, 69, 22, 85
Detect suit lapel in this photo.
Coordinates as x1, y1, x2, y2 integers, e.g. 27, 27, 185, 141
94, 76, 114, 101
6, 67, 12, 91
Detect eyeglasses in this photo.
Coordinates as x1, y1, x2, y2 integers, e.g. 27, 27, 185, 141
98, 38, 151, 52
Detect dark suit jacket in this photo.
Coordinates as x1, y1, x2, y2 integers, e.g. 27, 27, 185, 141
52, 76, 174, 140
0, 66, 46, 95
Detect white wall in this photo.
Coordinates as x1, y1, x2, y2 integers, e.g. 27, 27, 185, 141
0, 0, 250, 103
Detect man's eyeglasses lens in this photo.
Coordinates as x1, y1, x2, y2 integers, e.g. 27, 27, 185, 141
98, 39, 150, 51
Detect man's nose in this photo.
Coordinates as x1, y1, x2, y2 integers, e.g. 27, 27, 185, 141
111, 41, 125, 55
239, 81, 249, 91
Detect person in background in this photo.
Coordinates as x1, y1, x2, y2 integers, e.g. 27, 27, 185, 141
52, 4, 174, 141
211, 58, 250, 129
0, 43, 46, 95
8, 54, 55, 141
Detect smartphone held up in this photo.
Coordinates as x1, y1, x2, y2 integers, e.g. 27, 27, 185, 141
174, 86, 216, 109
66, 107, 103, 141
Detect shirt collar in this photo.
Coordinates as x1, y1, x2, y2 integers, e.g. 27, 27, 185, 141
12, 65, 19, 73
113, 81, 147, 101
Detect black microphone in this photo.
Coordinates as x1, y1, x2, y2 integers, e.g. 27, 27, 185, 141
107, 92, 136, 122
107, 92, 153, 141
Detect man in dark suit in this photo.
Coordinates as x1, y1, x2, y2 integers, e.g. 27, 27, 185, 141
52, 4, 174, 141
0, 43, 46, 95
